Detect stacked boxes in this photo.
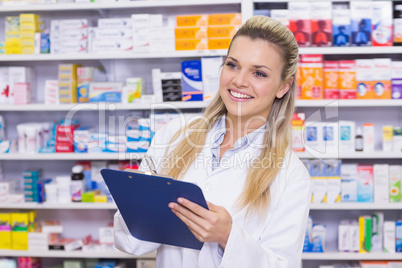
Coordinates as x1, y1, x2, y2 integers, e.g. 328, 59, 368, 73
23, 169, 43, 202
175, 13, 241, 50
5, 16, 21, 54
0, 67, 34, 105
0, 213, 12, 249
11, 211, 35, 250
19, 14, 43, 54
56, 123, 79, 153
92, 18, 133, 53
58, 64, 80, 104
51, 19, 88, 54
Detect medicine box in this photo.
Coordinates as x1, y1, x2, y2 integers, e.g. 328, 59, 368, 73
357, 165, 374, 202
181, 60, 203, 101
397, 220, 402, 252
372, 1, 392, 46
89, 82, 122, 103
356, 60, 374, 99
373, 58, 392, 99
310, 2, 332, 47
324, 61, 339, 99
208, 13, 241, 26
176, 15, 209, 27
332, 5, 351, 47
201, 57, 223, 101
300, 54, 324, 99
288, 2, 311, 47
391, 61, 402, 99
350, 2, 372, 46
339, 60, 357, 99
341, 164, 358, 202
389, 165, 402, 202
384, 221, 396, 253
175, 38, 208, 50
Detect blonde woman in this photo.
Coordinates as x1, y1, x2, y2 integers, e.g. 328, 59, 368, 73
114, 15, 311, 268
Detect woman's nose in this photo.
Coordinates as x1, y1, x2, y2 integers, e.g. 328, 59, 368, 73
232, 71, 248, 88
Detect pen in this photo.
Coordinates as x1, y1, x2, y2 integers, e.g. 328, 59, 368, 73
143, 154, 157, 174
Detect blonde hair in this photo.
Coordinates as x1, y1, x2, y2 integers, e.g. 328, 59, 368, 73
161, 16, 299, 216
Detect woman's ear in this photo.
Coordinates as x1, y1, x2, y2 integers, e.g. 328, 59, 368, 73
276, 76, 294, 99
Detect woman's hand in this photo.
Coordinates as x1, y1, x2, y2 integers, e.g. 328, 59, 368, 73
169, 198, 232, 250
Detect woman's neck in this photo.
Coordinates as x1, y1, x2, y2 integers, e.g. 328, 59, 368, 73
224, 113, 267, 143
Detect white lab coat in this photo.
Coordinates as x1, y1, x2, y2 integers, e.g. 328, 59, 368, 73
114, 117, 311, 268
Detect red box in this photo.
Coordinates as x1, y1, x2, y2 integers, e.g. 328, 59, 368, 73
56, 124, 79, 136
56, 143, 74, 153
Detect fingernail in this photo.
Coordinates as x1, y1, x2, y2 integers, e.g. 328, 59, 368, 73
178, 198, 183, 203
169, 203, 174, 209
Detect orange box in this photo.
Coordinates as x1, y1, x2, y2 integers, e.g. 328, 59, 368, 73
300, 54, 324, 99
338, 60, 356, 99
373, 58, 392, 99
208, 37, 232, 50
175, 38, 208, 50
176, 15, 209, 27
175, 27, 207, 39
356, 59, 374, 99
296, 62, 302, 99
208, 13, 242, 26
207, 25, 239, 38
324, 61, 339, 99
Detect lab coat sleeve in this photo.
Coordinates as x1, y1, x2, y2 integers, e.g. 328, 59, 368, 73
215, 165, 310, 268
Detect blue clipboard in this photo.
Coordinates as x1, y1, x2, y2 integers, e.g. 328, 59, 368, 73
100, 168, 208, 250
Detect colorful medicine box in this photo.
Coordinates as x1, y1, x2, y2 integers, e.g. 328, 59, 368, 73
181, 60, 203, 101
301, 54, 324, 99
339, 60, 357, 99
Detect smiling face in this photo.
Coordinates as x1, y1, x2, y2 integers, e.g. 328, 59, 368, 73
219, 36, 291, 125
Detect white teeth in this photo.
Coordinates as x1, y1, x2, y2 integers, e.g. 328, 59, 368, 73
230, 90, 252, 99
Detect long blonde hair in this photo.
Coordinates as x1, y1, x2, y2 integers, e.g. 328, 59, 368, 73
161, 16, 299, 216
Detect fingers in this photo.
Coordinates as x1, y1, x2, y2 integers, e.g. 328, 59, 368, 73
169, 201, 209, 227
170, 208, 206, 242
177, 198, 210, 218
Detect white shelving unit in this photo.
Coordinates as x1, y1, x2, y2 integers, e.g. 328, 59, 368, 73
1, 151, 401, 160
0, 50, 228, 62
0, 250, 155, 259
310, 203, 402, 210
1, 99, 401, 111
302, 252, 402, 261
0, 202, 117, 210
0, 0, 241, 12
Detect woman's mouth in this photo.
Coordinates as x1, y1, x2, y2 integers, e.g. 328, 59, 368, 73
228, 89, 254, 100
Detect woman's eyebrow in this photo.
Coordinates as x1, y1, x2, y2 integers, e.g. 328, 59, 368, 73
227, 57, 271, 71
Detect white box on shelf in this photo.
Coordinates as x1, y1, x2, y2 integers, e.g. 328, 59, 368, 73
339, 120, 355, 153
338, 220, 350, 252
98, 18, 132, 29
373, 164, 389, 203
341, 164, 358, 202
384, 221, 396, 253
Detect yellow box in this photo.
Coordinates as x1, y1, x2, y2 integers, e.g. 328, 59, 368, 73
175, 38, 208, 50
175, 27, 207, 39
21, 47, 35, 54
20, 23, 42, 33
208, 13, 242, 26
19, 14, 41, 24
20, 39, 35, 46
0, 213, 12, 249
208, 37, 231, 50
207, 25, 239, 38
5, 16, 20, 35
94, 195, 107, 203
11, 212, 29, 231
11, 231, 28, 250
176, 14, 209, 27
28, 211, 36, 232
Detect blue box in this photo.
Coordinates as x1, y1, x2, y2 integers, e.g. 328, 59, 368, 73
181, 60, 203, 101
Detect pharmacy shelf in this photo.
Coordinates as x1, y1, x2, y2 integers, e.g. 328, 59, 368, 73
0, 250, 155, 259
0, 0, 241, 12
0, 101, 211, 111
2, 47, 402, 62
302, 252, 402, 260
0, 202, 117, 210
296, 151, 402, 159
296, 99, 402, 107
255, 0, 367, 3
0, 153, 144, 160
1, 151, 401, 160
1, 100, 402, 112
310, 203, 402, 210
299, 46, 402, 55
0, 50, 228, 62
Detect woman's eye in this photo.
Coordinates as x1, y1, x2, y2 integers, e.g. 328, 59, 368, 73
255, 71, 267, 78
225, 62, 237, 69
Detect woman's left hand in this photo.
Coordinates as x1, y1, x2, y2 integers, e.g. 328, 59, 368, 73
169, 198, 232, 250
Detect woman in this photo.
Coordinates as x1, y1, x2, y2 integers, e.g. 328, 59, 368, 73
114, 15, 311, 268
